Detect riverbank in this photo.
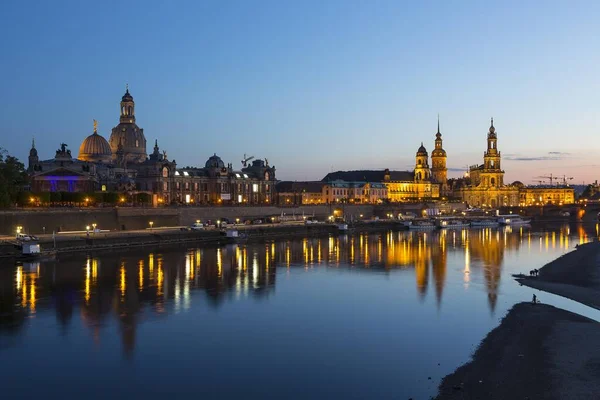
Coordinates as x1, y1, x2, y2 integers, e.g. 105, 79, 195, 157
515, 240, 600, 310
0, 221, 406, 258
436, 302, 600, 400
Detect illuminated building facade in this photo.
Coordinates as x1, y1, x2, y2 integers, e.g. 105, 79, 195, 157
518, 186, 575, 205
173, 157, 276, 205
27, 88, 275, 205
454, 119, 520, 207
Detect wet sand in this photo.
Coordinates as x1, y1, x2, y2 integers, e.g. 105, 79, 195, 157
436, 303, 600, 400
516, 240, 600, 309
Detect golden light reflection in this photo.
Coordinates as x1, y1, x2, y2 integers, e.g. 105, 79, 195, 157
120, 263, 126, 300
149, 253, 155, 278
22, 274, 27, 308
16, 266, 23, 291
157, 257, 164, 298
30, 278, 36, 312
217, 248, 222, 277
85, 259, 91, 304
139, 259, 144, 291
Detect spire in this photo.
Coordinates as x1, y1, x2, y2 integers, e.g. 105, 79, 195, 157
126, 83, 129, 93
31, 137, 35, 149
491, 117, 494, 128
437, 114, 440, 134
93, 119, 98, 134
155, 139, 158, 147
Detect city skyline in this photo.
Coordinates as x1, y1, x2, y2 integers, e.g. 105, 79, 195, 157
1, 1, 599, 184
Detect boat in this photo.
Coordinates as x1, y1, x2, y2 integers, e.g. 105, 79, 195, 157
336, 223, 349, 232
436, 218, 470, 229
470, 219, 499, 227
219, 229, 248, 243
406, 219, 437, 230
497, 215, 531, 226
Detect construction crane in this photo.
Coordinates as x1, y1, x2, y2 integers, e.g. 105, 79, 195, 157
535, 174, 556, 186
241, 153, 254, 167
560, 175, 574, 186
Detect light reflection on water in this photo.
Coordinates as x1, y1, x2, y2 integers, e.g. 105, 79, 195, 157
0, 222, 598, 399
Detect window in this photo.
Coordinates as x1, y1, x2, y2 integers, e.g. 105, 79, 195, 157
163, 182, 168, 191
252, 183, 259, 193
162, 167, 169, 178
135, 139, 139, 147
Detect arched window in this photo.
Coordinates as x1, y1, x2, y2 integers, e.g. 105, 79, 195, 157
491, 178, 496, 186
128, 106, 133, 115
418, 159, 422, 165
162, 167, 168, 178
135, 139, 139, 147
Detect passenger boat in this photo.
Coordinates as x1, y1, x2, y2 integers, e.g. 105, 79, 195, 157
436, 218, 470, 229
470, 219, 499, 227
337, 223, 349, 232
405, 219, 437, 230
497, 215, 531, 226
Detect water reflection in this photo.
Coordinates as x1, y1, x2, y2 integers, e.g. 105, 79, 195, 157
1, 223, 598, 355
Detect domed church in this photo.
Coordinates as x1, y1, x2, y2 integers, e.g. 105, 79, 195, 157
109, 85, 147, 163
27, 87, 277, 205
78, 120, 112, 163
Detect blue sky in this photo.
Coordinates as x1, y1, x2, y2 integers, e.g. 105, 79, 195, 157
1, 0, 599, 184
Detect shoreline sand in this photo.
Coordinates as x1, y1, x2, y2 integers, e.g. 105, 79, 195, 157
435, 302, 600, 400
515, 240, 600, 310
437, 241, 600, 399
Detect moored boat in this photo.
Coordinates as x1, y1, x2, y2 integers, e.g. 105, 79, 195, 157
497, 215, 531, 226
406, 219, 437, 230
470, 219, 499, 227
437, 218, 470, 229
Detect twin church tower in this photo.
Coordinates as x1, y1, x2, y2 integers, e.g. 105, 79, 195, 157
414, 119, 448, 191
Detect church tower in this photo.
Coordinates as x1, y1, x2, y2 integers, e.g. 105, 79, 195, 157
109, 85, 147, 163
431, 118, 447, 186
482, 118, 504, 187
28, 138, 39, 172
414, 143, 430, 182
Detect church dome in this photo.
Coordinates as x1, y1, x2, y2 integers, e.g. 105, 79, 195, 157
79, 132, 112, 162
122, 88, 134, 102
417, 143, 428, 156
205, 153, 225, 169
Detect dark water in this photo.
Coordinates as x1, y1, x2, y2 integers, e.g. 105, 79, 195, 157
2, 223, 600, 399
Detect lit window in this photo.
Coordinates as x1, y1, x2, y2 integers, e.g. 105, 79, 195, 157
243, 174, 249, 179
175, 171, 180, 176
236, 173, 241, 178
183, 171, 189, 176
252, 184, 259, 193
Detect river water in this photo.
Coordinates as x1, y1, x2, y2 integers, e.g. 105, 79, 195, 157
1, 222, 599, 399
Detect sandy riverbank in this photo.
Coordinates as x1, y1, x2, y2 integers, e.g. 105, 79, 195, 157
436, 302, 600, 400
515, 240, 600, 310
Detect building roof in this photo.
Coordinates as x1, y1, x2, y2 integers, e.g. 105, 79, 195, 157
276, 181, 325, 193
322, 170, 413, 183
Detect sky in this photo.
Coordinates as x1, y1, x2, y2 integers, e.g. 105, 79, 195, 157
0, 0, 599, 185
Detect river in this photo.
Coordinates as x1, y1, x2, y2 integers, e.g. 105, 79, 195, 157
1, 222, 599, 399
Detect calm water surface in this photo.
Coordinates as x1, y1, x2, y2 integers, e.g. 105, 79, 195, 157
2, 223, 600, 399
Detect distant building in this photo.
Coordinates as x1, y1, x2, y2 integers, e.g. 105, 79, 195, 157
173, 157, 276, 205
518, 185, 575, 206
27, 88, 275, 205
276, 181, 326, 205
453, 119, 520, 207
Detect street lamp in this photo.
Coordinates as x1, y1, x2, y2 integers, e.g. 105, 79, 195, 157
92, 223, 97, 233
149, 221, 154, 230
16, 226, 22, 236
236, 218, 240, 225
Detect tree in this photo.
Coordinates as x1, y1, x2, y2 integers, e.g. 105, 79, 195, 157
0, 148, 28, 208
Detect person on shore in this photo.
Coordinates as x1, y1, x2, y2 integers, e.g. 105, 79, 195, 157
532, 294, 537, 304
